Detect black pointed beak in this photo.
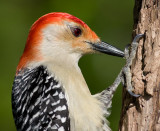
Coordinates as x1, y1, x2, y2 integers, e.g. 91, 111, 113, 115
91, 41, 124, 57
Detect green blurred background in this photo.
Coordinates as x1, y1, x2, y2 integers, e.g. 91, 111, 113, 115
0, 0, 134, 130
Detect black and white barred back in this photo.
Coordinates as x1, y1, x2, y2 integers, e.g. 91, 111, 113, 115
12, 66, 70, 131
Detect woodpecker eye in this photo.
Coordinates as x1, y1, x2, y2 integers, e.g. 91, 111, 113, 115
71, 27, 82, 37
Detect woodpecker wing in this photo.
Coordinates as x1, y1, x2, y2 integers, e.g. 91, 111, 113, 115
12, 66, 70, 131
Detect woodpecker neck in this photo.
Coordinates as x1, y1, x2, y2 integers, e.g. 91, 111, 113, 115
45, 57, 105, 130
45, 54, 90, 94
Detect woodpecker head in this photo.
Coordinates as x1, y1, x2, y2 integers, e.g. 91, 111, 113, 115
17, 12, 124, 71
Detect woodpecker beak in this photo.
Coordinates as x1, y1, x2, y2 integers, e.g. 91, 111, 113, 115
91, 41, 124, 57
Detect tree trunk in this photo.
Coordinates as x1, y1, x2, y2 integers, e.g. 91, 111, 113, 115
119, 0, 160, 130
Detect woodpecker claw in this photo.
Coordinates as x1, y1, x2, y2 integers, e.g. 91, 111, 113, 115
123, 34, 144, 97
132, 34, 145, 44
128, 90, 140, 97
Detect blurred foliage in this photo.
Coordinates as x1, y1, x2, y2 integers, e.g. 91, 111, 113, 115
0, 0, 134, 130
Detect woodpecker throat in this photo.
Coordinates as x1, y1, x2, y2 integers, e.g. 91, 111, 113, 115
12, 66, 70, 131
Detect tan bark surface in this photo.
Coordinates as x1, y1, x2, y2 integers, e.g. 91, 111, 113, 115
119, 0, 160, 131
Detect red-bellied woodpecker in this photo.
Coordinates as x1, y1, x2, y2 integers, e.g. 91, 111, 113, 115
12, 12, 143, 131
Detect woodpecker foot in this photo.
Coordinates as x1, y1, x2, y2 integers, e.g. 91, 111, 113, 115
97, 34, 144, 109
122, 34, 144, 97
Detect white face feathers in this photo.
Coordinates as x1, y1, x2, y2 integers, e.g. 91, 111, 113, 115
40, 23, 82, 68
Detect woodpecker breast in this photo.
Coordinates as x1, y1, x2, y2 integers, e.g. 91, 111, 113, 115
12, 66, 70, 131
12, 64, 111, 131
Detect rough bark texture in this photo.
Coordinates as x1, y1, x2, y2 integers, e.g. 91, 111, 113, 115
119, 0, 160, 131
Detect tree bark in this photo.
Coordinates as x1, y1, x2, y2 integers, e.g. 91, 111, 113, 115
119, 0, 160, 131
